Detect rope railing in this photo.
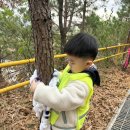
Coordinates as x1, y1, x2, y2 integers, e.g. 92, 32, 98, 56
0, 43, 130, 94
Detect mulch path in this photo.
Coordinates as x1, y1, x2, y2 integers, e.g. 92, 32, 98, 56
0, 67, 130, 130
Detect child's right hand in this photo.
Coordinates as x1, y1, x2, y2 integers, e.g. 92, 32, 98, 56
30, 80, 38, 92
30, 70, 38, 84
30, 69, 41, 92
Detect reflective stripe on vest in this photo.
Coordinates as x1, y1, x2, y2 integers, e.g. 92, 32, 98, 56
50, 65, 93, 130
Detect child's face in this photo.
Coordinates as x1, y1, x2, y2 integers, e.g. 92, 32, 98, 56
67, 54, 93, 73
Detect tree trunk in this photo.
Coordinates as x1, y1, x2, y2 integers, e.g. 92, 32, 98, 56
58, 0, 66, 53
57, 0, 76, 53
0, 47, 5, 86
81, 0, 87, 32
0, 47, 2, 75
60, 31, 66, 53
28, 0, 54, 84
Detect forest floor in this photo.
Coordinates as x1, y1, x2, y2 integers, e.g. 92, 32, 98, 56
0, 66, 130, 130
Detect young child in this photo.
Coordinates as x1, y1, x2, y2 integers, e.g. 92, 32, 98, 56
30, 32, 100, 130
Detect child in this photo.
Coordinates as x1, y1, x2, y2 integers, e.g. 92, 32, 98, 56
30, 32, 100, 130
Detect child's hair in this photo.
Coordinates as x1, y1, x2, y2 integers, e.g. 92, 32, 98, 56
64, 33, 98, 60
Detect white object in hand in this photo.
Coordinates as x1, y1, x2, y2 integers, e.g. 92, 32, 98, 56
32, 69, 60, 130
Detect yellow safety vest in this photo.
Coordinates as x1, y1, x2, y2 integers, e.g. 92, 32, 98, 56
50, 65, 93, 130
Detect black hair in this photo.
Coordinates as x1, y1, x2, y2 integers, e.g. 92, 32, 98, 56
64, 33, 98, 60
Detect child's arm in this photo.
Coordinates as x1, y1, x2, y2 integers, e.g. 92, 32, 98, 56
32, 80, 89, 112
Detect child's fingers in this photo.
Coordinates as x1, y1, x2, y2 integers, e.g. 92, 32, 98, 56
30, 80, 37, 92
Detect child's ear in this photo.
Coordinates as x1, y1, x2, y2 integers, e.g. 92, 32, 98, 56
86, 60, 93, 67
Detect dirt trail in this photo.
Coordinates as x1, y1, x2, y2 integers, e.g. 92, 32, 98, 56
0, 67, 130, 130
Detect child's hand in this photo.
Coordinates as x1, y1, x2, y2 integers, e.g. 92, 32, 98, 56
30, 80, 38, 92
30, 70, 38, 84
30, 69, 41, 92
